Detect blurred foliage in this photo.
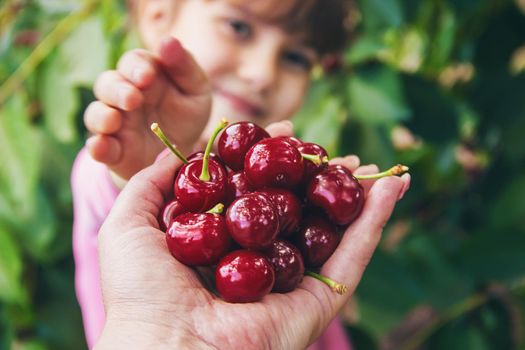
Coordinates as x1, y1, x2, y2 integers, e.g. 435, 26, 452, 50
0, 0, 524, 349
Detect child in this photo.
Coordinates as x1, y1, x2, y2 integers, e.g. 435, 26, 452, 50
72, 0, 355, 348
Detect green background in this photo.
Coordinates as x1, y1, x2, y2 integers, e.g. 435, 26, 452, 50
1, 0, 525, 349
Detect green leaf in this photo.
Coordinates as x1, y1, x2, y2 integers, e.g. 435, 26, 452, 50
295, 95, 346, 157
0, 93, 41, 215
360, 0, 404, 33
0, 228, 24, 303
429, 325, 492, 350
489, 175, 525, 230
60, 15, 110, 86
345, 35, 386, 65
425, 7, 456, 72
39, 15, 111, 143
357, 250, 424, 337
460, 230, 525, 283
348, 65, 410, 125
39, 50, 79, 143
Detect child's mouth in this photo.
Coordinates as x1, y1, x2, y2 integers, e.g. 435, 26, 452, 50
215, 87, 264, 118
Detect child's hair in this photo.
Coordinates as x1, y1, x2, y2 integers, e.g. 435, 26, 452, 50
227, 0, 356, 56
129, 0, 356, 56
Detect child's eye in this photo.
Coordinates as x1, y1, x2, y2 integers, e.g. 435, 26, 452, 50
283, 51, 313, 70
228, 19, 252, 39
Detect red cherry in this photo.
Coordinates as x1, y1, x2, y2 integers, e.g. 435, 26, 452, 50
174, 159, 227, 212
160, 198, 186, 231
263, 240, 304, 293
225, 171, 253, 205
226, 193, 279, 249
273, 136, 303, 148
187, 151, 225, 167
218, 122, 270, 171
244, 138, 304, 189
166, 212, 231, 266
307, 165, 365, 225
294, 215, 340, 267
215, 250, 275, 303
297, 142, 329, 182
259, 188, 302, 237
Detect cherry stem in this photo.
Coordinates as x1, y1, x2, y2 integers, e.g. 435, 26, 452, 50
354, 164, 409, 181
200, 119, 229, 182
206, 203, 224, 215
305, 270, 348, 295
301, 153, 329, 166
150, 123, 188, 164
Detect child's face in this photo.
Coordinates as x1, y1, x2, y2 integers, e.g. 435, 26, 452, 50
141, 0, 318, 141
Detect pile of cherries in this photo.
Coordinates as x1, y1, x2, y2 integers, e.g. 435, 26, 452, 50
152, 120, 408, 303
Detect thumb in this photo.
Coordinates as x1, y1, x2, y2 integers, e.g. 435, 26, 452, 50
158, 37, 210, 95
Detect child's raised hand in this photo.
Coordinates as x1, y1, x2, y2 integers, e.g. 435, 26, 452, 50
84, 37, 211, 182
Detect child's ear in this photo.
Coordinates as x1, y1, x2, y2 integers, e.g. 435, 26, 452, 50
136, 0, 181, 51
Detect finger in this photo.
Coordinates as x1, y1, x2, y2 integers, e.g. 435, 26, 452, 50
116, 49, 157, 89
86, 134, 122, 165
84, 101, 123, 134
103, 153, 182, 231
94, 70, 144, 111
300, 176, 404, 314
353, 164, 379, 195
329, 155, 360, 172
158, 37, 210, 95
398, 173, 411, 200
265, 120, 294, 137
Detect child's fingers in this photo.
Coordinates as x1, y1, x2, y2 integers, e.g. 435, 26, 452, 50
84, 101, 123, 134
265, 120, 294, 137
328, 155, 360, 172
94, 70, 144, 111
157, 37, 210, 96
116, 49, 157, 89
86, 134, 122, 165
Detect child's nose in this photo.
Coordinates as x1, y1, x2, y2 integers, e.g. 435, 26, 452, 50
238, 49, 278, 93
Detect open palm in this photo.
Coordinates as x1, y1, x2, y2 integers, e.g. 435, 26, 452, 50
96, 127, 409, 349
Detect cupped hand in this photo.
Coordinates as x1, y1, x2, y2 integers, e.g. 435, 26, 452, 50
95, 122, 409, 349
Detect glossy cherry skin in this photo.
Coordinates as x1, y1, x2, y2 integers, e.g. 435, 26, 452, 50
307, 165, 365, 226
215, 250, 275, 303
174, 158, 227, 212
226, 193, 279, 249
166, 213, 232, 266
187, 151, 224, 167
273, 136, 303, 148
225, 171, 253, 205
259, 188, 302, 237
218, 122, 270, 171
297, 142, 329, 182
159, 198, 186, 231
294, 215, 340, 267
244, 138, 304, 189
263, 240, 304, 293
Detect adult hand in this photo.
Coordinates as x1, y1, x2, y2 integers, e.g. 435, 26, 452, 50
95, 122, 409, 349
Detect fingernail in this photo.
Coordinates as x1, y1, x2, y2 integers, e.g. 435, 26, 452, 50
118, 86, 131, 108
281, 120, 293, 129
159, 37, 184, 67
131, 67, 147, 84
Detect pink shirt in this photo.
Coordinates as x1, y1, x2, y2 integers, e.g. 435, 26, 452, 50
71, 147, 352, 349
